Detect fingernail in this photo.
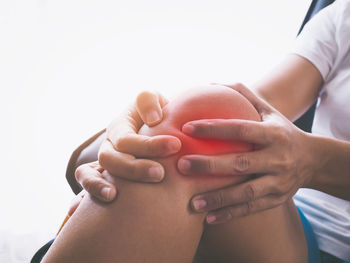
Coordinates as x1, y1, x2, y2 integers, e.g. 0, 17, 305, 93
182, 124, 194, 134
148, 166, 164, 181
206, 215, 216, 224
178, 159, 191, 172
167, 139, 181, 153
192, 199, 207, 211
101, 187, 112, 201
146, 110, 161, 124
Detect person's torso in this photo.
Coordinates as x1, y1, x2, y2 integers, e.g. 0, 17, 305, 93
293, 0, 350, 260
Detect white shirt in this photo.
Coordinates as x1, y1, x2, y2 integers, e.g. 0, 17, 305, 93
292, 0, 350, 260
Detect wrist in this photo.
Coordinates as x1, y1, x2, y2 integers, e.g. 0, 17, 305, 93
300, 132, 326, 190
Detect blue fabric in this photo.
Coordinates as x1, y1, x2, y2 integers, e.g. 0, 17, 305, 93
297, 207, 350, 263
320, 250, 344, 263
297, 207, 321, 263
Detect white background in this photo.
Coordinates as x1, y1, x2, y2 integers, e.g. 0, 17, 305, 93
0, 0, 310, 261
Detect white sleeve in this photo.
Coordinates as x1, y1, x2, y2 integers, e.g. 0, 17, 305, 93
292, 1, 339, 82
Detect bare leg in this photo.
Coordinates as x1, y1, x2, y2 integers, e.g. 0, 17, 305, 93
42, 163, 207, 263
43, 85, 307, 262
196, 199, 307, 263
42, 161, 307, 263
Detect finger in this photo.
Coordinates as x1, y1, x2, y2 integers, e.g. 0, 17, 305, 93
136, 91, 169, 126
205, 195, 285, 224
191, 175, 280, 212
182, 118, 269, 144
221, 83, 273, 115
106, 107, 143, 148
75, 162, 117, 202
106, 95, 174, 158
98, 140, 165, 183
116, 134, 181, 158
178, 150, 271, 176
106, 96, 150, 147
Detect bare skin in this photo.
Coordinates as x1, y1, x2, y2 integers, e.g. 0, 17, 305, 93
42, 86, 307, 263
181, 55, 350, 221
76, 54, 350, 224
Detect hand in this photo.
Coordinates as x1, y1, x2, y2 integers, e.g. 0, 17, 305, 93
75, 91, 181, 202
178, 83, 314, 224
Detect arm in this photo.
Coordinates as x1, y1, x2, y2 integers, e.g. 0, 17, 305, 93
306, 133, 350, 200
179, 1, 350, 220
73, 55, 322, 201
179, 81, 350, 223
44, 85, 308, 263
252, 53, 323, 121
252, 54, 350, 200
252, 55, 350, 200
248, 54, 350, 199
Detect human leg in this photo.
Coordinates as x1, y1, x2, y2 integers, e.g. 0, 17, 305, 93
196, 198, 308, 263
41, 162, 209, 263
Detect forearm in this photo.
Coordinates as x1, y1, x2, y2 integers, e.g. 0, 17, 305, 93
306, 133, 350, 200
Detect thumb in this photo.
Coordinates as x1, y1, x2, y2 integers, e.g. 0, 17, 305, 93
136, 91, 168, 126
75, 162, 117, 202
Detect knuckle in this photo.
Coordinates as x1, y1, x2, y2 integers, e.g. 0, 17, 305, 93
85, 176, 107, 195
211, 190, 226, 209
235, 123, 249, 139
272, 175, 295, 197
114, 136, 126, 151
285, 160, 296, 173
232, 154, 249, 173
271, 124, 289, 143
206, 121, 217, 137
244, 184, 256, 202
83, 178, 97, 194
207, 158, 217, 173
275, 179, 289, 195
273, 158, 286, 171
152, 138, 168, 154
269, 178, 283, 194
273, 153, 294, 172
195, 121, 217, 137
